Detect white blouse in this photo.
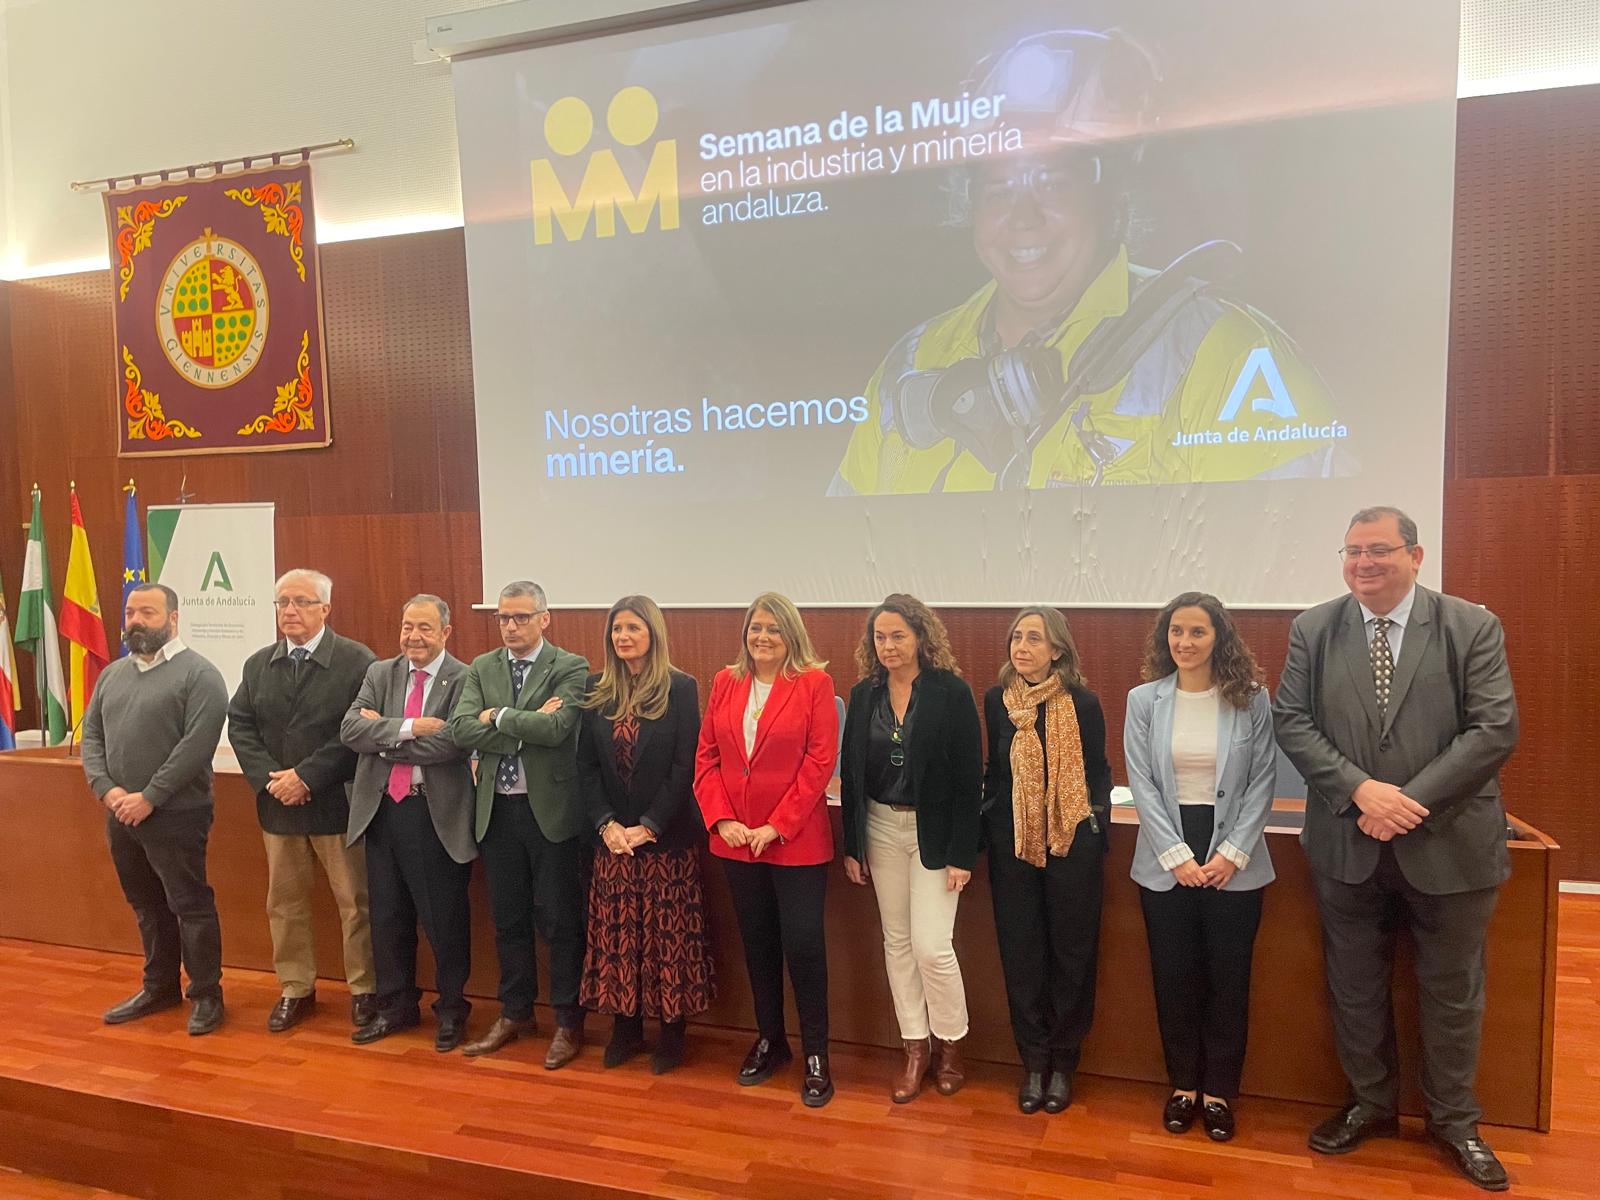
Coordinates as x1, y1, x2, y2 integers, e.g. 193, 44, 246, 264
1157, 685, 1252, 873
744, 678, 773, 757
1172, 686, 1220, 806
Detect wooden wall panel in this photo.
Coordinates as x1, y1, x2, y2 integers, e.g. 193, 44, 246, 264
1438, 85, 1600, 878
1447, 85, 1600, 479
2, 91, 1597, 875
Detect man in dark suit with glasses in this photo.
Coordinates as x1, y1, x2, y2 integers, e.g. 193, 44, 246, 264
1275, 506, 1519, 1192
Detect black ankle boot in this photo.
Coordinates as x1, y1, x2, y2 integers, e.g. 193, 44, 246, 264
652, 1019, 686, 1074
603, 1014, 645, 1068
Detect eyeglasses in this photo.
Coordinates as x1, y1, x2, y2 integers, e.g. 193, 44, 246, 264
975, 158, 1097, 216
1337, 544, 1414, 562
273, 597, 323, 610
495, 610, 545, 626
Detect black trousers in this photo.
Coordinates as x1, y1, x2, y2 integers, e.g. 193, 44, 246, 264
105, 807, 222, 1001
1138, 806, 1264, 1099
479, 794, 586, 1026
1312, 843, 1499, 1140
721, 858, 829, 1056
364, 791, 473, 1021
987, 813, 1104, 1074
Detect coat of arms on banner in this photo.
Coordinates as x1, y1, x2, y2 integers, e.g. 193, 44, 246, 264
103, 162, 331, 455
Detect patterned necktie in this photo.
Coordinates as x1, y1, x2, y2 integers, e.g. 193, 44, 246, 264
290, 645, 310, 680
1370, 617, 1395, 718
495, 658, 532, 793
387, 669, 427, 802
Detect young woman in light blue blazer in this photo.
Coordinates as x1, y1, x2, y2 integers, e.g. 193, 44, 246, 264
1125, 592, 1276, 1144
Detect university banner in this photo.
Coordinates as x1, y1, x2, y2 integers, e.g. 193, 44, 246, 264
147, 503, 277, 704
104, 163, 331, 456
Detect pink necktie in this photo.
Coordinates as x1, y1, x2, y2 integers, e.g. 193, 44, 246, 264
387, 669, 427, 801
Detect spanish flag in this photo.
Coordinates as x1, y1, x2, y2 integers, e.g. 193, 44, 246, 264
61, 488, 111, 733
0, 565, 19, 750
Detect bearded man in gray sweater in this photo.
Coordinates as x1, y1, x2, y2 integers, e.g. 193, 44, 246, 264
80, 582, 229, 1035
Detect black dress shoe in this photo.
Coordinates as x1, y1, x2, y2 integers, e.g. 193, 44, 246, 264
267, 994, 315, 1033
351, 993, 379, 1028
1018, 1071, 1046, 1114
187, 996, 224, 1036
1042, 1070, 1073, 1114
737, 1036, 793, 1086
351, 1010, 420, 1045
1308, 1102, 1400, 1154
435, 1016, 466, 1053
103, 988, 182, 1025
1201, 1100, 1236, 1142
1163, 1092, 1197, 1133
1428, 1131, 1509, 1191
801, 1054, 834, 1108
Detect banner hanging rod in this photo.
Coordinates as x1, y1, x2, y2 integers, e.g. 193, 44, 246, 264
69, 138, 355, 194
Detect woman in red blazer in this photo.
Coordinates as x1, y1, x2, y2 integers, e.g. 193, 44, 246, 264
695, 591, 839, 1106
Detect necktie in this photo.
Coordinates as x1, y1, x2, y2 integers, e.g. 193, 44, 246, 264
495, 658, 532, 793
1371, 617, 1394, 718
290, 645, 310, 680
387, 669, 427, 801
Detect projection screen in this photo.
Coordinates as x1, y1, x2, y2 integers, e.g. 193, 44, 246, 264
452, 0, 1459, 607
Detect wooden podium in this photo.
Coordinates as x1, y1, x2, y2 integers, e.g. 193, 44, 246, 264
0, 742, 1558, 1130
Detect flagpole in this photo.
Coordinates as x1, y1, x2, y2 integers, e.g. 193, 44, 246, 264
66, 481, 79, 757
30, 484, 44, 751
18, 502, 30, 744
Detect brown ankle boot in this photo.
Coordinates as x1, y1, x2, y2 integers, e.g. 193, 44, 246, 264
892, 1037, 933, 1104
934, 1037, 965, 1096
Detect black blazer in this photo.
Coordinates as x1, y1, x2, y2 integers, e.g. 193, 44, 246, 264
982, 682, 1113, 849
576, 670, 702, 852
228, 628, 377, 836
840, 667, 984, 871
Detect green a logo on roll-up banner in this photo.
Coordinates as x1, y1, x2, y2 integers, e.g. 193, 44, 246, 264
200, 552, 233, 592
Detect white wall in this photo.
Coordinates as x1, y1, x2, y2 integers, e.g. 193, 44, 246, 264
0, 0, 503, 276
0, 0, 1595, 278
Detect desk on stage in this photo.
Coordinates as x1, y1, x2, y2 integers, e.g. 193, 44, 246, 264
0, 743, 1558, 1130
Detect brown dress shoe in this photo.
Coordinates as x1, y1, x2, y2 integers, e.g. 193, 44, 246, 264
933, 1037, 965, 1096
892, 1037, 933, 1104
267, 994, 315, 1033
461, 1015, 536, 1058
544, 1024, 584, 1070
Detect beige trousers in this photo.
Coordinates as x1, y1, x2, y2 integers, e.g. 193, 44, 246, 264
262, 831, 375, 998
865, 801, 969, 1041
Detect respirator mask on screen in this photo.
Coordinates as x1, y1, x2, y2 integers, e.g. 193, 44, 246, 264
885, 240, 1244, 489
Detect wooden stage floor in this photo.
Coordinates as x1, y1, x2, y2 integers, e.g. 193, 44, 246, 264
1, 895, 1596, 1200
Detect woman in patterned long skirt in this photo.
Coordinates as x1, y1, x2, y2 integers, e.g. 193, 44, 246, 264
577, 595, 715, 1073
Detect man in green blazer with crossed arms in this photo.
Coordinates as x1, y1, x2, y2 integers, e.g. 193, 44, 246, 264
450, 580, 590, 1067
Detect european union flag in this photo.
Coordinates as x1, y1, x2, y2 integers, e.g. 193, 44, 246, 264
121, 484, 147, 657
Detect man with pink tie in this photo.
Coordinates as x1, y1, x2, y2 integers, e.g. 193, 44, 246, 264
341, 595, 477, 1052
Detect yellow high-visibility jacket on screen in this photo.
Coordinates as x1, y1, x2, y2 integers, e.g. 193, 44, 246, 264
836, 247, 1344, 493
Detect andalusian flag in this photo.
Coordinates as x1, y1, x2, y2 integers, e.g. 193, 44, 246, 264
15, 490, 68, 746
62, 489, 112, 731
0, 565, 19, 751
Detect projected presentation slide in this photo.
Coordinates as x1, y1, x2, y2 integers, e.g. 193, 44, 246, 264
455, 0, 1458, 607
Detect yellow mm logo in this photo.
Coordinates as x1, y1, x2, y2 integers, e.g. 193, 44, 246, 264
532, 86, 679, 245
